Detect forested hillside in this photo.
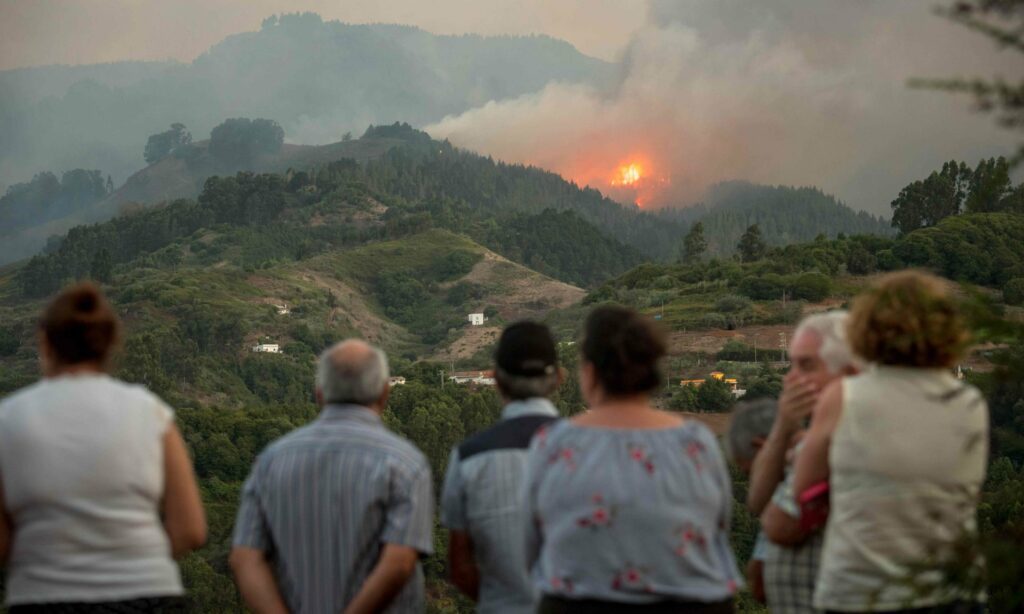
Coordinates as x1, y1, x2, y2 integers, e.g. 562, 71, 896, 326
656, 182, 893, 256
0, 12, 612, 190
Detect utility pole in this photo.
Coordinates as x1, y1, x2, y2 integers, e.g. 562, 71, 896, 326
439, 369, 445, 388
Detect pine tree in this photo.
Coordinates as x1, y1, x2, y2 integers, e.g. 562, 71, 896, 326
737, 224, 767, 262
681, 222, 707, 262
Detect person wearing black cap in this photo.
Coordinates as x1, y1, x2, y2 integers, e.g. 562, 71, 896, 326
440, 321, 563, 614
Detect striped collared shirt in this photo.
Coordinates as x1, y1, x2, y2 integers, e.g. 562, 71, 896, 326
233, 404, 434, 614
440, 398, 559, 614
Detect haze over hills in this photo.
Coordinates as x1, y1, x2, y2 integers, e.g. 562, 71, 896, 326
0, 12, 612, 190
0, 124, 899, 266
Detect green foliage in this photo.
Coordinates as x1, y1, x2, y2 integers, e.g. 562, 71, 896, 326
717, 340, 785, 363
967, 157, 1015, 213
787, 272, 832, 302
894, 213, 1024, 286
695, 376, 735, 412
738, 274, 785, 300
144, 123, 192, 164
682, 221, 707, 262
661, 182, 893, 257
669, 385, 698, 411
0, 327, 20, 357
481, 209, 644, 286
714, 294, 751, 313
89, 248, 113, 283
0, 169, 110, 235
737, 224, 767, 262
1004, 278, 1024, 306
209, 118, 284, 164
890, 160, 972, 234
890, 156, 1022, 235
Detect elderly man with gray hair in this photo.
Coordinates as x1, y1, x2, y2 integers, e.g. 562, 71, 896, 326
440, 321, 562, 614
230, 340, 434, 614
747, 311, 861, 614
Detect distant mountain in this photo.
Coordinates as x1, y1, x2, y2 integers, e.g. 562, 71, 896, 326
657, 181, 894, 257
0, 12, 612, 189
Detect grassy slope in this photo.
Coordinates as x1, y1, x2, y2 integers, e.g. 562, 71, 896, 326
0, 227, 585, 405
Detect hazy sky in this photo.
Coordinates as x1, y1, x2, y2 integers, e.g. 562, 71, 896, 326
1, 0, 1018, 215
0, 0, 646, 70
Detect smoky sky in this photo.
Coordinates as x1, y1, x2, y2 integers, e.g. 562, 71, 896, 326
427, 0, 1019, 214
1, 0, 1018, 215
0, 0, 645, 69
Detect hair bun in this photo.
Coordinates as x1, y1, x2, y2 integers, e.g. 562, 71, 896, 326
40, 282, 121, 367
72, 287, 100, 313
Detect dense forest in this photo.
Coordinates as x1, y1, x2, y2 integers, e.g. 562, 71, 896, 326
656, 182, 893, 256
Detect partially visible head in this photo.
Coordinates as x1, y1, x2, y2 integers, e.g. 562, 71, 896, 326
788, 311, 862, 389
316, 340, 390, 410
725, 398, 778, 474
38, 282, 121, 374
580, 305, 667, 401
848, 270, 969, 369
494, 321, 561, 401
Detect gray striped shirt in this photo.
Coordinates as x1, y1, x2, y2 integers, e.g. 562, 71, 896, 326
232, 404, 434, 614
440, 398, 559, 614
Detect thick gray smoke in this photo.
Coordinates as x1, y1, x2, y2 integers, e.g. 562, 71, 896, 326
427, 0, 1018, 214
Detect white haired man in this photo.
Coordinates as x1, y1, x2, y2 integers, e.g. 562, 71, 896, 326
746, 311, 861, 614
230, 340, 434, 614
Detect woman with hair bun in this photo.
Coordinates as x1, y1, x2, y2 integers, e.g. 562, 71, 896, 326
0, 283, 206, 613
794, 270, 988, 613
522, 305, 741, 613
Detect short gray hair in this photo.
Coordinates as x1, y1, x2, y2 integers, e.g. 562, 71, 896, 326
495, 367, 560, 400
316, 340, 390, 406
725, 398, 777, 466
793, 311, 863, 374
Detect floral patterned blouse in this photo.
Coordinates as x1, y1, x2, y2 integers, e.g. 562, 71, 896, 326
522, 419, 742, 604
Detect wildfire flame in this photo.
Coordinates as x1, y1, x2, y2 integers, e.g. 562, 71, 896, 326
611, 163, 643, 186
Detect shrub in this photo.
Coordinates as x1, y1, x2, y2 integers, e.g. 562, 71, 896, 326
1004, 278, 1024, 306
738, 273, 785, 300
701, 312, 728, 329
876, 249, 903, 271
715, 294, 752, 313
787, 272, 832, 302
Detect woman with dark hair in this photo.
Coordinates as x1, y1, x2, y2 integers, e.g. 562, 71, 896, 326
522, 305, 741, 613
0, 283, 206, 613
794, 271, 988, 613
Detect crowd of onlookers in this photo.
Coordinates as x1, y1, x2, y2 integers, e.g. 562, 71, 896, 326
0, 269, 989, 614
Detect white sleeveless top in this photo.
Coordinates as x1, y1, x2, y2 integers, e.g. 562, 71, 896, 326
814, 367, 988, 612
0, 374, 184, 605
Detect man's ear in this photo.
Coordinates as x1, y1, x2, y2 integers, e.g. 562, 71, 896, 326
374, 384, 390, 412
751, 435, 767, 452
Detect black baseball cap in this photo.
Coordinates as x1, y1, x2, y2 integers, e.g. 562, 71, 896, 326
495, 321, 558, 376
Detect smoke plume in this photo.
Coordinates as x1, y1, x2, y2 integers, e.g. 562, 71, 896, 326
426, 0, 1018, 214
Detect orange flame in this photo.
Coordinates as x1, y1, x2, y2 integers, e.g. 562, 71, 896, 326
611, 162, 643, 186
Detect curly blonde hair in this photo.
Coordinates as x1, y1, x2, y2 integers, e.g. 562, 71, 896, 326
848, 270, 969, 368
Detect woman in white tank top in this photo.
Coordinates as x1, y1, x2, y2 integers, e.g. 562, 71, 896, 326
794, 271, 988, 614
0, 283, 207, 613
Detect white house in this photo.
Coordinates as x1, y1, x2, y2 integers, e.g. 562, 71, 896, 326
252, 343, 281, 354
388, 376, 407, 387
274, 304, 291, 315
468, 313, 485, 326
449, 370, 496, 386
